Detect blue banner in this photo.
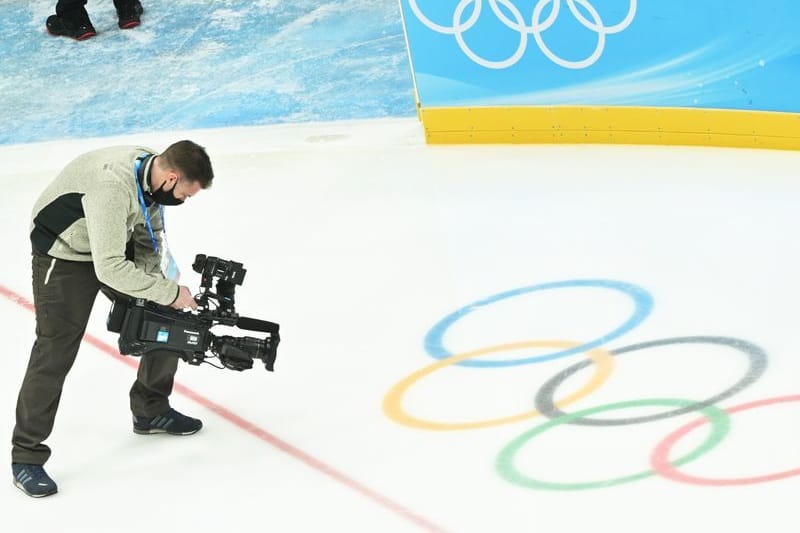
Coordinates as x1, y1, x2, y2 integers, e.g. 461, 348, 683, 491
401, 0, 800, 112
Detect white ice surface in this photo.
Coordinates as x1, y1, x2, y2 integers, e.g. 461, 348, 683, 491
1, 118, 800, 532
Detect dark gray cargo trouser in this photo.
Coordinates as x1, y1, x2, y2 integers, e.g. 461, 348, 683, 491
11, 253, 179, 465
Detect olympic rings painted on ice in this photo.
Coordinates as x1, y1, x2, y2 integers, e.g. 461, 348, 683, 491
423, 279, 653, 367
495, 399, 730, 490
406, 0, 637, 69
384, 278, 796, 489
534, 336, 768, 426
383, 340, 614, 430
650, 395, 800, 486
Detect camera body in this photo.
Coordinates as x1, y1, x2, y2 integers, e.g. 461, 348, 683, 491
106, 254, 280, 371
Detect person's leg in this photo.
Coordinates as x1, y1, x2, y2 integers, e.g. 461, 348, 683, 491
130, 350, 202, 435
55, 0, 87, 16
114, 0, 143, 29
129, 351, 179, 418
12, 255, 101, 466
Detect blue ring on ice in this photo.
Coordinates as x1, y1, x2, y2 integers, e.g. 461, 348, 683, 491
423, 279, 653, 368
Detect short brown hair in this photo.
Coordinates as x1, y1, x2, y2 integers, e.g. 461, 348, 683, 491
160, 140, 214, 188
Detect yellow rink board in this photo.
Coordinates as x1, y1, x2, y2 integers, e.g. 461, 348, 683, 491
420, 106, 800, 150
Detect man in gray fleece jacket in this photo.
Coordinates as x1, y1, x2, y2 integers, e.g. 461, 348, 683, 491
11, 140, 213, 498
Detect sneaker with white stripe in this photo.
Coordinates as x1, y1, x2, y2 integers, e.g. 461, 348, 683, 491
12, 463, 58, 498
133, 407, 202, 435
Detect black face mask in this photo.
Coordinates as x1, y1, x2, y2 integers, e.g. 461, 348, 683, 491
151, 182, 184, 206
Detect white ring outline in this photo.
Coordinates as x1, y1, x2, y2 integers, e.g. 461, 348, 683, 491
533, 0, 605, 70
455, 0, 528, 69
408, 0, 482, 35
566, 0, 637, 34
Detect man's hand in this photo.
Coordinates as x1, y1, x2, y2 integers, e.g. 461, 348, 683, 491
170, 285, 198, 310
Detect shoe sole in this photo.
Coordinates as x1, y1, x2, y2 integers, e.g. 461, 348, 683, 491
13, 479, 57, 498
119, 21, 140, 29
47, 28, 96, 40
133, 427, 201, 436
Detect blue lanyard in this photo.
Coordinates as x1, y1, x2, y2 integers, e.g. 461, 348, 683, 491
134, 155, 164, 254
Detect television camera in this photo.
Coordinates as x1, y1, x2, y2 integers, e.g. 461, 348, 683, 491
106, 254, 280, 371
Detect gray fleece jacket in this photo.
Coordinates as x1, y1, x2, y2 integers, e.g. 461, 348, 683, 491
30, 145, 180, 305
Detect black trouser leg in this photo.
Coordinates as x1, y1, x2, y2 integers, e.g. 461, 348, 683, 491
129, 351, 180, 418
55, 0, 88, 16
12, 255, 100, 465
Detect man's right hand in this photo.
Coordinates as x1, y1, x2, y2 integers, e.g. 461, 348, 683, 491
170, 285, 198, 310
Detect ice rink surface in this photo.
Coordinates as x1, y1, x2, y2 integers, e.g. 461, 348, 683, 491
0, 0, 414, 144
2, 118, 800, 532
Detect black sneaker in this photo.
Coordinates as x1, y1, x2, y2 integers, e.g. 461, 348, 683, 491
46, 8, 96, 40
12, 463, 58, 498
115, 0, 144, 29
133, 408, 202, 435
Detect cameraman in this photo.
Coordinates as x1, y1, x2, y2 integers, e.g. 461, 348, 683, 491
11, 140, 213, 498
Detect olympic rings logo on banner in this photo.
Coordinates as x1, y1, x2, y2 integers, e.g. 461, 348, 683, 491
382, 279, 800, 489
406, 0, 637, 69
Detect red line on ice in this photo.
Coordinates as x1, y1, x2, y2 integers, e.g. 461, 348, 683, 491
1, 283, 446, 533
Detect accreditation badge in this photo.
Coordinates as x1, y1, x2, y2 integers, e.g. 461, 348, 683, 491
160, 236, 181, 282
